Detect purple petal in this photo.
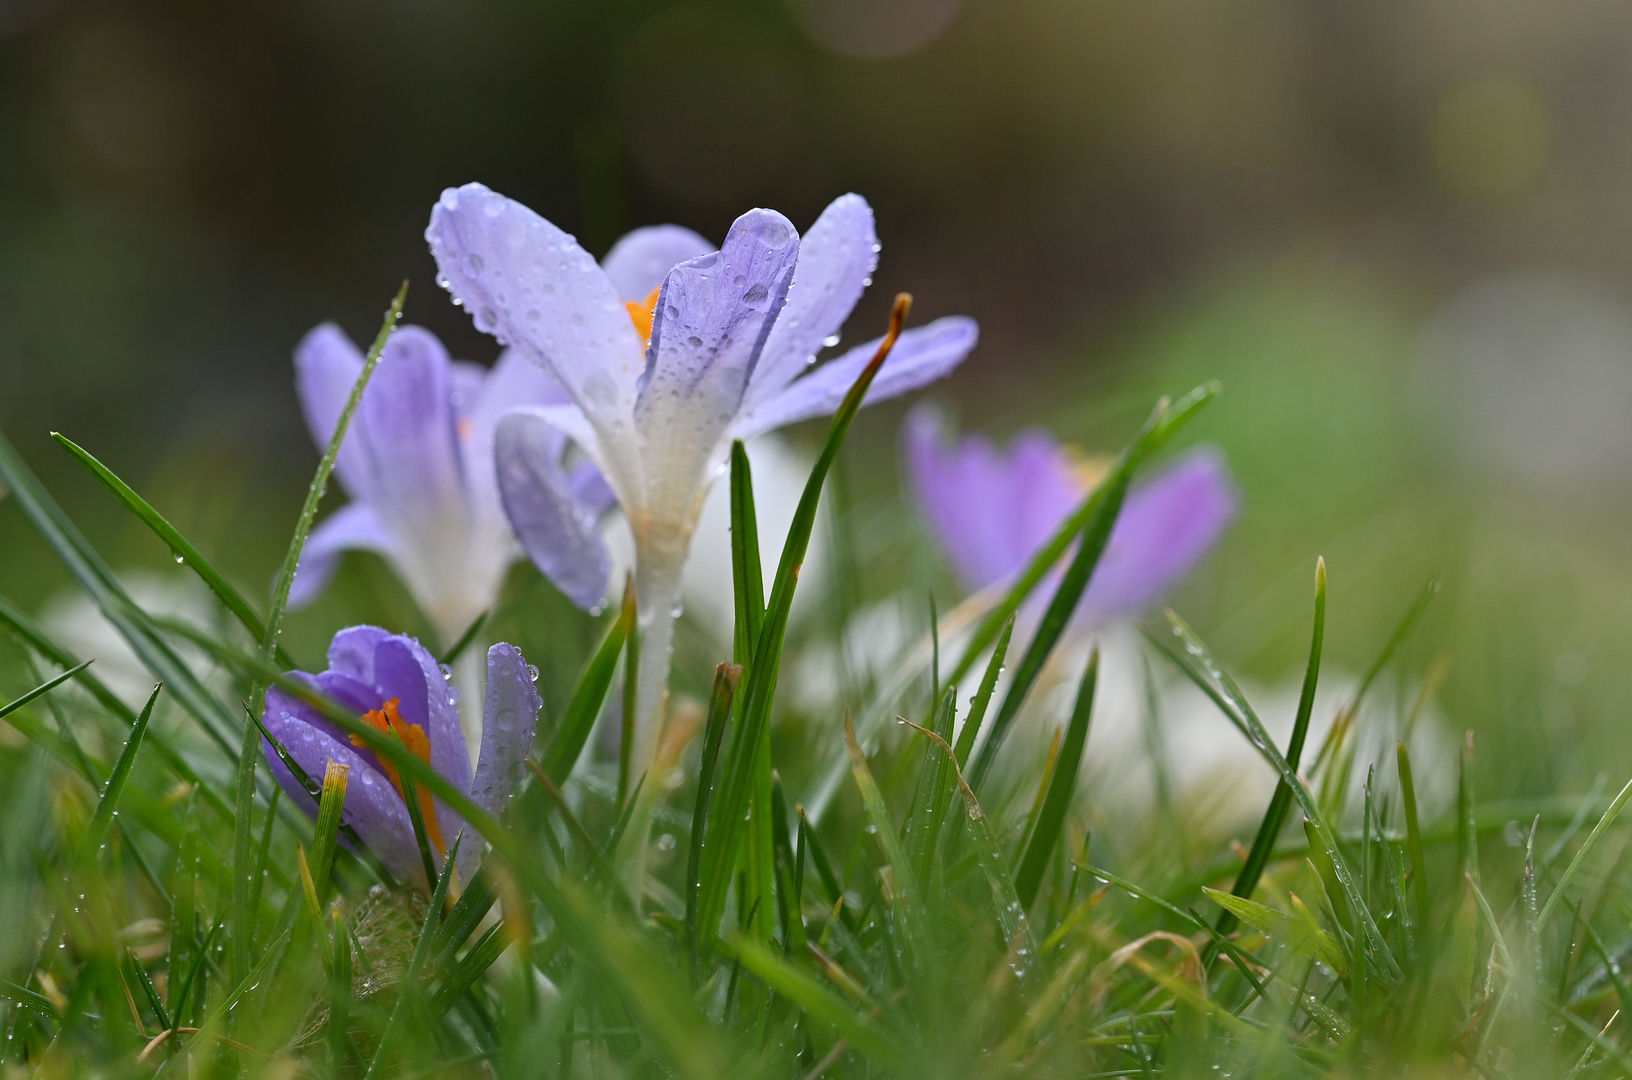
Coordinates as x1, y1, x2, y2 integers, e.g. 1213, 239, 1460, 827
262, 681, 422, 882
634, 208, 800, 442
469, 642, 542, 820
1078, 449, 1236, 622
294, 324, 371, 501
601, 225, 714, 302
458, 348, 576, 522
426, 183, 645, 426
369, 635, 473, 800
352, 326, 465, 532
904, 410, 1080, 590
288, 503, 399, 609
327, 625, 396, 683
495, 409, 612, 610
733, 316, 978, 440
747, 194, 879, 406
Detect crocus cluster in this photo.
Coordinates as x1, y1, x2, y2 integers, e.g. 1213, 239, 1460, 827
262, 626, 540, 885
424, 186, 978, 781
904, 408, 1236, 623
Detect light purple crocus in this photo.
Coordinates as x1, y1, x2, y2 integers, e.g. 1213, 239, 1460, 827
262, 626, 540, 886
904, 409, 1236, 623
425, 185, 978, 785
288, 323, 614, 645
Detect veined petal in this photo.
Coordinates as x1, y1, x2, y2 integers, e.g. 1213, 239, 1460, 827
262, 683, 422, 882
352, 326, 466, 532
1078, 449, 1236, 623
495, 409, 613, 610
602, 224, 714, 302
469, 642, 542, 820
426, 183, 645, 429
747, 194, 879, 407
294, 324, 371, 501
633, 209, 800, 511
732, 316, 978, 440
287, 503, 400, 609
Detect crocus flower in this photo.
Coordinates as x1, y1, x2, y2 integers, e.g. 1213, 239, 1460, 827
261, 626, 541, 885
288, 323, 614, 646
904, 409, 1236, 623
425, 185, 978, 782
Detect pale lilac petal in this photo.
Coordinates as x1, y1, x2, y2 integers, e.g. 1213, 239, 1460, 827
294, 324, 371, 500
1078, 449, 1236, 622
904, 410, 1079, 590
469, 642, 542, 820
448, 360, 487, 431
426, 183, 645, 426
733, 316, 978, 440
601, 225, 714, 302
458, 349, 575, 521
495, 409, 612, 610
287, 503, 400, 609
352, 326, 465, 532
567, 461, 618, 517
747, 194, 879, 406
262, 681, 421, 882
327, 625, 396, 681
634, 208, 800, 439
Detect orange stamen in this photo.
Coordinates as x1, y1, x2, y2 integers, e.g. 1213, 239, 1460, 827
351, 698, 446, 854
624, 285, 662, 344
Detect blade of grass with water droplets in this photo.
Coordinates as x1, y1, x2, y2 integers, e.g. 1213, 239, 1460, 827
1211, 558, 1324, 951
685, 662, 739, 966
696, 297, 912, 955
51, 432, 299, 670
1015, 644, 1099, 910
1162, 610, 1402, 986
544, 577, 634, 785
234, 283, 406, 984
1537, 772, 1632, 929
81, 683, 161, 860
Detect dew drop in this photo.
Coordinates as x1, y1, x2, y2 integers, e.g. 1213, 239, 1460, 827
476, 307, 498, 331
686, 335, 703, 348
467, 253, 485, 274
822, 333, 841, 348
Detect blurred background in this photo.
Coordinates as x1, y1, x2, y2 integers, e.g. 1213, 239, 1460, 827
3, 0, 1631, 807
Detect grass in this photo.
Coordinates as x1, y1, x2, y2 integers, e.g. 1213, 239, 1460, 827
0, 287, 1622, 1080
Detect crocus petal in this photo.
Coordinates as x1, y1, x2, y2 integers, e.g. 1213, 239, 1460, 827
426, 183, 645, 428
327, 624, 396, 684
294, 324, 371, 501
601, 225, 714, 302
469, 642, 542, 820
262, 681, 423, 882
1078, 449, 1236, 622
747, 194, 879, 407
904, 409, 1081, 591
635, 208, 800, 432
459, 348, 576, 521
287, 503, 400, 609
495, 409, 612, 610
351, 326, 466, 531
732, 316, 978, 440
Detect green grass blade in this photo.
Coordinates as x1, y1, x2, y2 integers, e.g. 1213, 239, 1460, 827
696, 297, 913, 954
365, 832, 461, 1079
1537, 771, 1632, 929
723, 933, 905, 1070
1213, 558, 1325, 946
908, 686, 958, 887
309, 761, 349, 903
0, 429, 241, 756
946, 382, 1219, 690
954, 615, 1013, 769
429, 865, 496, 970
966, 388, 1218, 791
50, 431, 299, 670
845, 716, 927, 966
1014, 644, 1099, 910
328, 904, 351, 1078
81, 683, 161, 859
438, 610, 488, 667
1161, 610, 1402, 986
1397, 741, 1430, 930
429, 922, 507, 1019
544, 578, 634, 785
234, 283, 406, 983
152, 925, 285, 1079
0, 659, 93, 722
730, 439, 766, 666
685, 662, 740, 966
1458, 732, 1479, 888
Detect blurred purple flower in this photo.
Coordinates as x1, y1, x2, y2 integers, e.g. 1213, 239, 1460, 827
425, 184, 978, 779
262, 626, 540, 885
904, 409, 1236, 623
288, 323, 614, 643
